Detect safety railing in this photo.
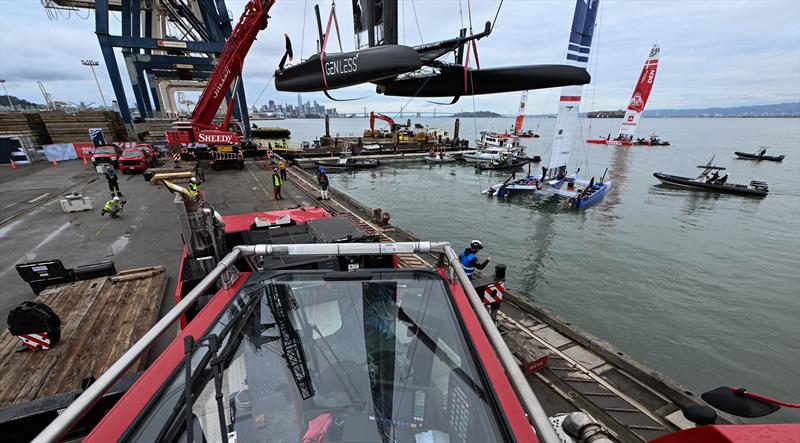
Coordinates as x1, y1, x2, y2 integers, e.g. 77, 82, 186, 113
34, 242, 558, 443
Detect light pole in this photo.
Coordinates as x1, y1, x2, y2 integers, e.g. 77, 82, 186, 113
81, 59, 108, 108
0, 80, 16, 111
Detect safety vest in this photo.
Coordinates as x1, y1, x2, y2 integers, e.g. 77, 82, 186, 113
187, 182, 198, 196
459, 250, 477, 276
104, 200, 116, 211
273, 174, 282, 187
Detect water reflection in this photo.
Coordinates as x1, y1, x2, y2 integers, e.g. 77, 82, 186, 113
596, 145, 632, 226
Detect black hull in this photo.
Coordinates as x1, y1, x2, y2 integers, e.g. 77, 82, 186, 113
276, 46, 421, 92
378, 64, 589, 97
735, 152, 784, 162
653, 173, 767, 196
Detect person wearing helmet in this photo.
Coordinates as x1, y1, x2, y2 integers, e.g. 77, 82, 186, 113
101, 195, 124, 218
317, 167, 330, 200
272, 168, 283, 200
187, 177, 200, 200
459, 240, 491, 279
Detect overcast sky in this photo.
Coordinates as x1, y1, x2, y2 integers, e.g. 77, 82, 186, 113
1, 0, 799, 115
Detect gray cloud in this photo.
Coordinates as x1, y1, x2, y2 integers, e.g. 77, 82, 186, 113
1, 0, 798, 113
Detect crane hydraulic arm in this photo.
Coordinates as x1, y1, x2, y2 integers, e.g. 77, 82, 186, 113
369, 111, 396, 132
167, 0, 275, 146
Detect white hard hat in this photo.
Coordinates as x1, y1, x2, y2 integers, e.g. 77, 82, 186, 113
190, 177, 197, 182
113, 196, 120, 201
470, 240, 483, 249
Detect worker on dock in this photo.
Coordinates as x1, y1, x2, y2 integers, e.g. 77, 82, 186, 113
317, 167, 330, 200
101, 196, 123, 218
104, 165, 122, 197
459, 240, 491, 280
272, 168, 283, 200
187, 177, 201, 201
278, 159, 287, 180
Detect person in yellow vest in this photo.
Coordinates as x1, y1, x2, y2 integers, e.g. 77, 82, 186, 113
272, 169, 283, 200
187, 177, 201, 200
101, 196, 123, 218
278, 159, 287, 180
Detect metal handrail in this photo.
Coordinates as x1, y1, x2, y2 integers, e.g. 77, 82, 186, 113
34, 241, 557, 443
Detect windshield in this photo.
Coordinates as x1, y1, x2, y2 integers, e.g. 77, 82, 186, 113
95, 147, 117, 155
128, 271, 510, 443
122, 149, 144, 157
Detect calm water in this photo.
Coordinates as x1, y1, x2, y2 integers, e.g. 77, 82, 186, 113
258, 117, 800, 422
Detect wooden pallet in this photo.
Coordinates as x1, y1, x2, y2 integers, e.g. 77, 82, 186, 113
0, 266, 168, 408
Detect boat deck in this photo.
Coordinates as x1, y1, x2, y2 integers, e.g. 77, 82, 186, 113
0, 267, 167, 408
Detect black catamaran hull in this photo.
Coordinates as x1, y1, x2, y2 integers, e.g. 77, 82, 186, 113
653, 173, 768, 196
377, 64, 590, 97
734, 152, 785, 162
275, 45, 422, 92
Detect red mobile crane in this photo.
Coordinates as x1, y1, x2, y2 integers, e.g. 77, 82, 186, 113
166, 0, 275, 148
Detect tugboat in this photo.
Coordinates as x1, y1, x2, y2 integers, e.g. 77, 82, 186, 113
654, 157, 769, 197
735, 147, 785, 162
314, 155, 380, 170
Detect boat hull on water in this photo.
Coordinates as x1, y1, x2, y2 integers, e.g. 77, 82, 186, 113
423, 154, 456, 163
484, 175, 613, 209
734, 152, 785, 162
587, 138, 633, 146
314, 159, 381, 169
653, 172, 768, 196
475, 160, 530, 171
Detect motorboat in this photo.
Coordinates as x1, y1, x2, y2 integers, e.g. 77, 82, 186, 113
654, 157, 769, 196
735, 147, 784, 162
423, 152, 456, 163
462, 147, 526, 163
475, 158, 529, 171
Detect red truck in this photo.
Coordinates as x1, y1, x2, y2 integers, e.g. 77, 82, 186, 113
91, 145, 122, 169
118, 146, 159, 173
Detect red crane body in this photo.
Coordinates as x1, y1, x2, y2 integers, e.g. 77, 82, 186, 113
369, 111, 396, 132
167, 0, 275, 146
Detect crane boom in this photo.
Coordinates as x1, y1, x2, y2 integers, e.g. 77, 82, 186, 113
369, 111, 396, 132
168, 0, 275, 146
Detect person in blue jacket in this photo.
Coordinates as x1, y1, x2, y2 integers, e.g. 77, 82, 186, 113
459, 240, 491, 279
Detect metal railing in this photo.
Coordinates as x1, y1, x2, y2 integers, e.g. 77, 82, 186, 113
34, 242, 558, 443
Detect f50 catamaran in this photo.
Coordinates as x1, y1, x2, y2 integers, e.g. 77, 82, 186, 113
483, 0, 612, 209
587, 45, 667, 146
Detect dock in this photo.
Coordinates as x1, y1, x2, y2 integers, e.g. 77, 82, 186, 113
293, 150, 475, 168
284, 164, 735, 441
0, 158, 732, 441
0, 266, 167, 408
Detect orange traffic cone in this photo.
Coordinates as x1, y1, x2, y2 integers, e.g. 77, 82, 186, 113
10, 160, 16, 169
53, 159, 58, 167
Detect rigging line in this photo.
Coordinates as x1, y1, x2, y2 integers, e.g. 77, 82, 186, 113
410, 0, 424, 43
588, 1, 604, 134
491, 0, 504, 30
458, 0, 465, 29
385, 75, 434, 125
251, 75, 276, 108
300, 0, 307, 60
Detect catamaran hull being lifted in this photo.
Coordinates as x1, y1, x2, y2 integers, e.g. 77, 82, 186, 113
377, 64, 590, 97
275, 45, 422, 92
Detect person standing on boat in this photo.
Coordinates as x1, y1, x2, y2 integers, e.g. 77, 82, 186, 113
317, 168, 330, 200
459, 240, 491, 280
272, 168, 283, 200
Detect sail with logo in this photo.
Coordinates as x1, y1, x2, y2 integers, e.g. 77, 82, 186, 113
483, 0, 614, 210
587, 45, 668, 146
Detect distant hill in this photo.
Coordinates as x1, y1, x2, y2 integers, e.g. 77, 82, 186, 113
454, 110, 503, 118
643, 102, 800, 118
